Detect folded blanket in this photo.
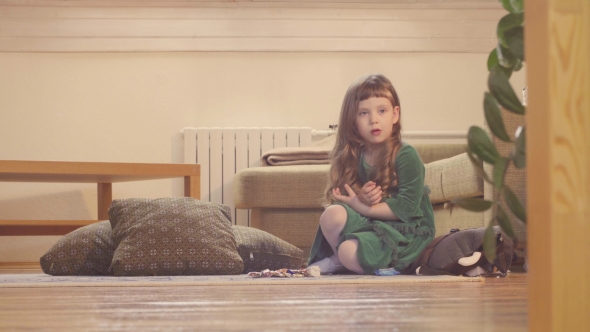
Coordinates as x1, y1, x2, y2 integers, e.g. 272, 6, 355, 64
261, 135, 336, 166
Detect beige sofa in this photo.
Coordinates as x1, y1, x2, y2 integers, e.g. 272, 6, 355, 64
234, 144, 490, 261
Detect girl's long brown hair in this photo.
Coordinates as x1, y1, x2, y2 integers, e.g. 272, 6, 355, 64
323, 74, 402, 206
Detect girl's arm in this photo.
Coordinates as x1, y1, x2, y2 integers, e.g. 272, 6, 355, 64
332, 185, 399, 220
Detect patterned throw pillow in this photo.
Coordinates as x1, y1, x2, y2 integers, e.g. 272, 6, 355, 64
108, 198, 243, 276
232, 225, 304, 273
40, 220, 115, 276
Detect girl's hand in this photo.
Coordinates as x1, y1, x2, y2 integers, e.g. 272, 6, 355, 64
332, 184, 368, 214
358, 181, 382, 206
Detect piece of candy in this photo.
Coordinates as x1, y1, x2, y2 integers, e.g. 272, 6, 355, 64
374, 268, 400, 276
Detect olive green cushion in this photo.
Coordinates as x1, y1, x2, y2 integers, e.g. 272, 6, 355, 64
40, 220, 115, 276
232, 225, 304, 273
108, 198, 243, 276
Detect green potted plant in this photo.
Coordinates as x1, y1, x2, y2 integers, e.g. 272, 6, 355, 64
451, 0, 526, 263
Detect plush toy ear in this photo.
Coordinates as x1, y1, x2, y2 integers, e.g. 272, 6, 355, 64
457, 251, 482, 267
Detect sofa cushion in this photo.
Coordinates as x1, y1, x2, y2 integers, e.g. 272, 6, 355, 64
440, 153, 484, 201
108, 197, 243, 276
232, 225, 304, 273
424, 162, 445, 204
40, 220, 115, 276
423, 152, 483, 204
235, 164, 329, 209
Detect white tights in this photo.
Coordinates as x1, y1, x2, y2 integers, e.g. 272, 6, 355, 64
319, 205, 365, 274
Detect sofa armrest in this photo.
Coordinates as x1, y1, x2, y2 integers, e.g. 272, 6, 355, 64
234, 164, 330, 209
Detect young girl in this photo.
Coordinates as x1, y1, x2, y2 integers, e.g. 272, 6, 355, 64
308, 74, 435, 275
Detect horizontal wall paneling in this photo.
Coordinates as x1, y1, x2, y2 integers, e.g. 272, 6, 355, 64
0, 0, 503, 52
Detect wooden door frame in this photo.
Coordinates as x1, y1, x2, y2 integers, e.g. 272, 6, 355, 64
526, 0, 590, 330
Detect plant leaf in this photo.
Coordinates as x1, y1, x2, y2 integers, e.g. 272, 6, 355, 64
513, 126, 526, 168
513, 58, 523, 72
495, 45, 515, 78
493, 157, 509, 189
468, 126, 500, 164
488, 66, 525, 115
466, 150, 494, 185
497, 13, 524, 48
450, 197, 493, 212
491, 46, 515, 76
496, 205, 516, 241
484, 92, 512, 142
505, 26, 524, 61
500, 0, 523, 14
483, 221, 497, 263
503, 186, 527, 223
487, 48, 499, 71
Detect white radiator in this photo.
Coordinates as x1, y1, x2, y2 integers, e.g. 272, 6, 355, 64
181, 127, 334, 226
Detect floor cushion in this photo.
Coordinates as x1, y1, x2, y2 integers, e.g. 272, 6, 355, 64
108, 197, 243, 276
232, 225, 304, 273
40, 220, 115, 276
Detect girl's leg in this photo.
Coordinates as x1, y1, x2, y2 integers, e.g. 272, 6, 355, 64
338, 239, 364, 274
319, 205, 347, 264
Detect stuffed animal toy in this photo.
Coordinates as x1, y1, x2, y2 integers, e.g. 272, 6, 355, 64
405, 226, 516, 277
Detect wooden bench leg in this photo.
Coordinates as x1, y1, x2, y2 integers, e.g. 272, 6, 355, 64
184, 175, 200, 199
97, 183, 112, 220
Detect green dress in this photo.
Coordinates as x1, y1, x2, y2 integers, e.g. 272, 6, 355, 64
307, 143, 435, 274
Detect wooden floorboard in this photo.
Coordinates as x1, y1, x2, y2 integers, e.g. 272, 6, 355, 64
0, 272, 527, 331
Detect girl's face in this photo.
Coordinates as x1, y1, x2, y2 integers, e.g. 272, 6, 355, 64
355, 97, 399, 149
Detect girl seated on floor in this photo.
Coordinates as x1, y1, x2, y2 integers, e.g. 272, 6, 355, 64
308, 74, 435, 275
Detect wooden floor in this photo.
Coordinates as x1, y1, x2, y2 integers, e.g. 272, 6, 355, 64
0, 270, 528, 331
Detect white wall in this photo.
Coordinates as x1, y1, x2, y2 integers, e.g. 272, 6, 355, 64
0, 52, 525, 262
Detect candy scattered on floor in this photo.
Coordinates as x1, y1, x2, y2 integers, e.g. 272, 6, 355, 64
247, 266, 320, 278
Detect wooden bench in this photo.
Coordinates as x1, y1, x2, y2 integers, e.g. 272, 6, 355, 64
0, 160, 200, 236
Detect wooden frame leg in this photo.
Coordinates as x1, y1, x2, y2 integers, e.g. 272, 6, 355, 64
97, 183, 112, 220
184, 175, 200, 199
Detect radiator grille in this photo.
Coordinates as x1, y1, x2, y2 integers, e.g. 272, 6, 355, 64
182, 127, 332, 226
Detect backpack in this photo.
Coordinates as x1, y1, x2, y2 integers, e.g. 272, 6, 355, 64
404, 226, 516, 277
